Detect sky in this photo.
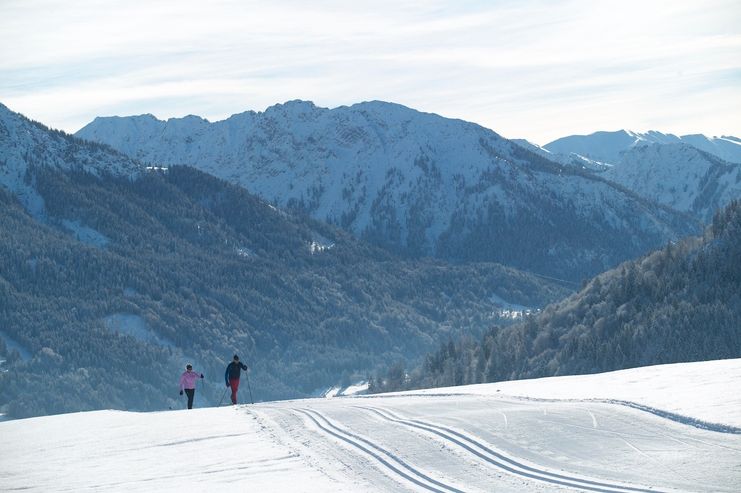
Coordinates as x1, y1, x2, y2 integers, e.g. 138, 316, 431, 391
1, 0, 739, 144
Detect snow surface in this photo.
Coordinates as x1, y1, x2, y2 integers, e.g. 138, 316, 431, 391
103, 313, 174, 347
3, 359, 740, 492
321, 382, 370, 398
0, 330, 31, 361
489, 293, 534, 319
513, 139, 613, 172
408, 358, 741, 430
61, 219, 110, 248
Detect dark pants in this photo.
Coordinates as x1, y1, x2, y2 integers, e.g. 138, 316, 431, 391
185, 388, 195, 409
229, 378, 240, 404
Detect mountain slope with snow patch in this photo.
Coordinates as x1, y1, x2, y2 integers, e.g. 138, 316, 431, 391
603, 143, 741, 221
0, 103, 142, 217
541, 130, 741, 221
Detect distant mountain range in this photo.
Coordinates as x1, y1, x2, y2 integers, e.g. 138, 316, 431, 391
517, 130, 741, 222
75, 101, 699, 282
545, 129, 741, 164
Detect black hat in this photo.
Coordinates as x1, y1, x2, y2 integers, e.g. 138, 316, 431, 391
233, 354, 239, 361
186, 363, 192, 370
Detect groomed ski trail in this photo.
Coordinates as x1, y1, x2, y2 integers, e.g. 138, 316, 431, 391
357, 406, 664, 493
294, 408, 469, 493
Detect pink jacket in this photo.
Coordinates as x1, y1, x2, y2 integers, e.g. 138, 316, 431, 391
179, 370, 202, 391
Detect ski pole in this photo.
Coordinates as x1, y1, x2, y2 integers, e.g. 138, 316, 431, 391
217, 386, 228, 407
245, 371, 254, 405
198, 377, 203, 408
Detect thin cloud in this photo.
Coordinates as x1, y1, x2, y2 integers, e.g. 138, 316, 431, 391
1, 0, 739, 143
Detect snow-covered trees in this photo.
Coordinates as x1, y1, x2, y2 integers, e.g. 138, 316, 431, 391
381, 201, 741, 393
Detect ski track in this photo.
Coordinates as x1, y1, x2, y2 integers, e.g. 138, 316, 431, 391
618, 437, 693, 484
584, 409, 598, 429
357, 406, 664, 493
294, 408, 467, 493
361, 393, 741, 434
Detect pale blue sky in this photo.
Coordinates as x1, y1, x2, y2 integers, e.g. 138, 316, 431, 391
1, 0, 739, 143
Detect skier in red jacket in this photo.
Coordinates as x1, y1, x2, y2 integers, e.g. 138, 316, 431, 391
224, 355, 248, 405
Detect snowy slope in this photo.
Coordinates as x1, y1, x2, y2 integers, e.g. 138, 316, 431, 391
3, 359, 740, 492
679, 134, 741, 164
603, 143, 741, 221
76, 101, 696, 280
0, 103, 142, 216
512, 139, 613, 172
541, 130, 741, 221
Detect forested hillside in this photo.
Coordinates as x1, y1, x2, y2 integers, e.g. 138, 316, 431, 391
377, 201, 741, 392
0, 166, 568, 418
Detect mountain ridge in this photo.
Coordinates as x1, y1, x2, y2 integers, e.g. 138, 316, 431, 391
544, 128, 741, 164
0, 102, 142, 218
531, 129, 741, 222
75, 100, 698, 282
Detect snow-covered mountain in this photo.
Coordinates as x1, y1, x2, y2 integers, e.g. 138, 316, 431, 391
0, 103, 142, 217
3, 358, 740, 492
603, 143, 741, 221
539, 130, 741, 222
545, 129, 741, 165
76, 101, 696, 281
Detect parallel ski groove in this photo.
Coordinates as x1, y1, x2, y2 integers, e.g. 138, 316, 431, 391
359, 406, 664, 493
294, 408, 466, 493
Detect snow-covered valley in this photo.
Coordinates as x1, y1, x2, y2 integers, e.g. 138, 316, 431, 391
3, 359, 739, 492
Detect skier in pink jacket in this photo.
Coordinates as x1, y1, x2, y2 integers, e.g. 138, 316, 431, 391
179, 364, 204, 409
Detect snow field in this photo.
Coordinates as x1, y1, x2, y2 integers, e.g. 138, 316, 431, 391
406, 358, 741, 429
2, 359, 740, 492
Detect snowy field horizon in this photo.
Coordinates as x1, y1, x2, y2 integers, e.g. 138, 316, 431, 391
3, 358, 740, 492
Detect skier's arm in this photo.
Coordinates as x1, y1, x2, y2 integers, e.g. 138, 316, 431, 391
178, 374, 186, 392
240, 362, 248, 371
224, 365, 230, 386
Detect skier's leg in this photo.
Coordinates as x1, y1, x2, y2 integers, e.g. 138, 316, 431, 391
229, 378, 240, 404
185, 388, 195, 409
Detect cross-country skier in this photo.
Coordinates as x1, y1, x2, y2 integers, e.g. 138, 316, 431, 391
179, 363, 204, 409
224, 354, 248, 405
